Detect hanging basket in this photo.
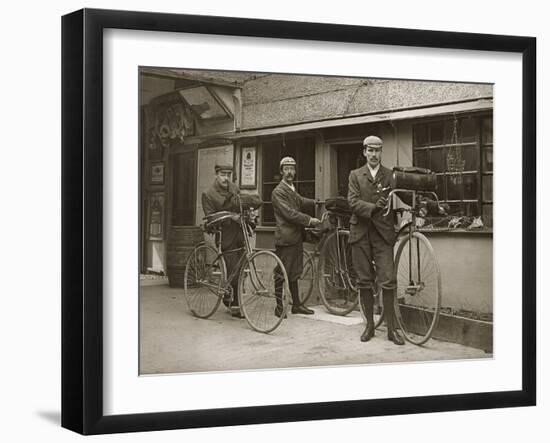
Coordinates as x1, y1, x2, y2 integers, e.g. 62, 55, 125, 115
447, 145, 466, 185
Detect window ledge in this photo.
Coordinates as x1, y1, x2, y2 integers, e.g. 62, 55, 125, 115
418, 228, 493, 235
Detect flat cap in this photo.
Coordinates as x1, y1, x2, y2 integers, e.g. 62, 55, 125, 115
279, 156, 297, 168
363, 135, 383, 148
214, 163, 234, 173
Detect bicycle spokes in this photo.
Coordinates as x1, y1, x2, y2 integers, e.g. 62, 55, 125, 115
239, 250, 288, 333
318, 230, 359, 316
394, 232, 441, 345
184, 244, 225, 319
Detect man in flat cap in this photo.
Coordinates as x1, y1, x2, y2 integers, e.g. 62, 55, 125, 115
202, 163, 245, 318
347, 136, 405, 345
271, 156, 321, 317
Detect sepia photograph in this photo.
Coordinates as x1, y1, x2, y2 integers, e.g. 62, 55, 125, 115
138, 67, 494, 375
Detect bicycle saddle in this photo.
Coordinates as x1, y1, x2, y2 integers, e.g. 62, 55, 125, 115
203, 211, 237, 231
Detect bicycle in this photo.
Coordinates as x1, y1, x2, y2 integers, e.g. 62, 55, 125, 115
303, 188, 443, 345
301, 208, 386, 325
183, 196, 290, 334
382, 188, 443, 345
298, 201, 362, 317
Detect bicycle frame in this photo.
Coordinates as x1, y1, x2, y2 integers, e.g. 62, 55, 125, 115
203, 195, 266, 297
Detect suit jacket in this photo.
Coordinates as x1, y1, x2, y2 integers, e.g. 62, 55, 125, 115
202, 181, 243, 250
347, 164, 397, 245
271, 181, 315, 247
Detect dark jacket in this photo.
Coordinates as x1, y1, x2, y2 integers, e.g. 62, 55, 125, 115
347, 164, 397, 245
271, 181, 315, 247
202, 180, 243, 250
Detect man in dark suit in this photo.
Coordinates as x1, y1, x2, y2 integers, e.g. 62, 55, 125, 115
347, 136, 405, 345
272, 156, 321, 317
202, 163, 245, 318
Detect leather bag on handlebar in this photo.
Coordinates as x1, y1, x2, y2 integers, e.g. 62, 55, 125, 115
390, 166, 437, 192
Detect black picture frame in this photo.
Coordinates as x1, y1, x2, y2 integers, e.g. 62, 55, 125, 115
62, 8, 536, 435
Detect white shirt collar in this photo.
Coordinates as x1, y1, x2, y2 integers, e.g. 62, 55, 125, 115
281, 180, 296, 191
368, 163, 380, 179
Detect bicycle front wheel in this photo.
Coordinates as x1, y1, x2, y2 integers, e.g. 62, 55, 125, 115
297, 249, 315, 306
239, 250, 289, 333
394, 232, 442, 345
184, 243, 225, 318
317, 230, 358, 316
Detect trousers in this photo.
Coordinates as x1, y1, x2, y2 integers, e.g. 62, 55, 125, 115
351, 227, 395, 291
274, 242, 303, 283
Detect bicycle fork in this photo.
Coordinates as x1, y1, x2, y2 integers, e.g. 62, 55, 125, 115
335, 229, 353, 293
405, 228, 425, 296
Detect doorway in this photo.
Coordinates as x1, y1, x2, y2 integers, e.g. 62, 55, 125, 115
335, 143, 365, 197
172, 151, 197, 226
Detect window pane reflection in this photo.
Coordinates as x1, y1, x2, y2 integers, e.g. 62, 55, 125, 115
463, 174, 478, 200
482, 175, 493, 201
447, 175, 462, 200
430, 148, 444, 172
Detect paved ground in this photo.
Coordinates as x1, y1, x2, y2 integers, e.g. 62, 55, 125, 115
139, 284, 491, 374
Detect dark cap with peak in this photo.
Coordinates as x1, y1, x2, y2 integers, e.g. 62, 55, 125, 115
214, 164, 234, 173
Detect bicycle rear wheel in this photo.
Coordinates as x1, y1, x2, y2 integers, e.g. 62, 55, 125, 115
184, 243, 225, 318
394, 232, 442, 345
317, 230, 358, 316
297, 250, 315, 306
239, 250, 289, 333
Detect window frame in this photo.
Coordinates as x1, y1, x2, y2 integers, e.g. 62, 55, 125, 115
412, 112, 493, 229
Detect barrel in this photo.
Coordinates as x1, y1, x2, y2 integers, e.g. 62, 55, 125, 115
166, 226, 204, 288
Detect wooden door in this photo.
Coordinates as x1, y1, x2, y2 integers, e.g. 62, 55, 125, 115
172, 151, 196, 226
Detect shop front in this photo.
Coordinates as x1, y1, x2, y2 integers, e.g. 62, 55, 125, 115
139, 69, 493, 321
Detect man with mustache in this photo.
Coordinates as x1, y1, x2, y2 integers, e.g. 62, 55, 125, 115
271, 156, 321, 317
348, 136, 448, 344
348, 136, 406, 345
201, 163, 245, 318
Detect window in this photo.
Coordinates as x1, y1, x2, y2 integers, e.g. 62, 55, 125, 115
261, 137, 316, 225
413, 115, 493, 228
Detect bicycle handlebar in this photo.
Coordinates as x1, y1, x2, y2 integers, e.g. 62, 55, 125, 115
382, 189, 441, 217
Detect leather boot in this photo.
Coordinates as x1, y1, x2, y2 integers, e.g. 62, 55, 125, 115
274, 277, 287, 318
359, 289, 375, 342
290, 281, 314, 314
383, 289, 404, 345
229, 282, 244, 318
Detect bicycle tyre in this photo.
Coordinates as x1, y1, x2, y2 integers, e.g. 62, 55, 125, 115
184, 243, 225, 318
239, 250, 289, 333
317, 230, 358, 316
394, 232, 442, 345
297, 249, 315, 306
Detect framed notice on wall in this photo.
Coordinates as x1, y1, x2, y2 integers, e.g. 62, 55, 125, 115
150, 162, 165, 185
240, 146, 257, 189
148, 192, 164, 240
